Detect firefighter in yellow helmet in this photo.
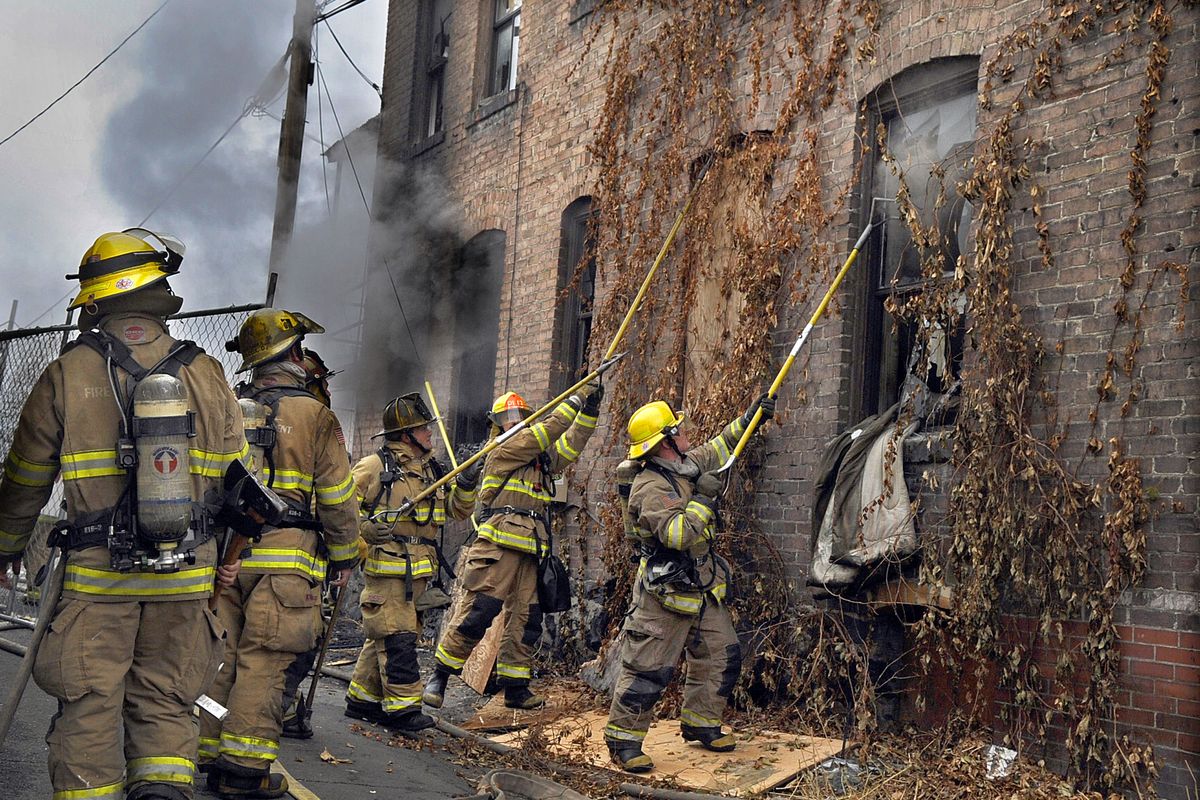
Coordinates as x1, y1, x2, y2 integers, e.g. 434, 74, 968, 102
423, 384, 602, 711
199, 310, 361, 798
602, 394, 774, 773
0, 230, 248, 800
344, 392, 477, 731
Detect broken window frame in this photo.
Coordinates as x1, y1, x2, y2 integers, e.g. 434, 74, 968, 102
488, 0, 521, 97
422, 0, 452, 138
856, 56, 980, 420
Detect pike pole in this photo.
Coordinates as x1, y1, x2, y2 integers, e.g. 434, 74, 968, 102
385, 353, 626, 520
602, 156, 713, 361
302, 585, 347, 719
717, 220, 876, 473
0, 547, 65, 746
424, 380, 478, 532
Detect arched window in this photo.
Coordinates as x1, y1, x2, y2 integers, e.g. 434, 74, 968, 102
453, 230, 506, 446
551, 197, 596, 392
858, 56, 979, 418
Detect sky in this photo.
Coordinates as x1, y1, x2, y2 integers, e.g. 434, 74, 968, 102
0, 0, 387, 329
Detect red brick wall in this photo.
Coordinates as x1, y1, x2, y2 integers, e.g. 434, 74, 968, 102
368, 1, 1198, 795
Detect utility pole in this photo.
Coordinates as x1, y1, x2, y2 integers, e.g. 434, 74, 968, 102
265, 0, 318, 306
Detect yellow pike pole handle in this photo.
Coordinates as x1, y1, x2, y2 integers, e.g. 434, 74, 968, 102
424, 380, 478, 532
603, 160, 712, 360
717, 221, 875, 473
381, 353, 627, 521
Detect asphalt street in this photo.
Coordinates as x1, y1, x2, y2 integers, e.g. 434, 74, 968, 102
0, 626, 479, 800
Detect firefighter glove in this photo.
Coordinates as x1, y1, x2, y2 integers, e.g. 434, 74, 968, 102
695, 471, 723, 499
583, 382, 604, 415
741, 392, 776, 427
457, 457, 484, 491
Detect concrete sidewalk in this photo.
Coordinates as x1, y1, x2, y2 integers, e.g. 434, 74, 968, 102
0, 628, 476, 800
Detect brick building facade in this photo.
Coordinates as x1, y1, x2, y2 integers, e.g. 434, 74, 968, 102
359, 1, 1197, 795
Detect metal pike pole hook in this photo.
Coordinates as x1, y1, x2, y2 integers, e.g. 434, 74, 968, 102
0, 546, 66, 746
717, 217, 877, 474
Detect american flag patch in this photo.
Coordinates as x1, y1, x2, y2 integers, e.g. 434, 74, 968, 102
334, 424, 346, 446
660, 492, 682, 510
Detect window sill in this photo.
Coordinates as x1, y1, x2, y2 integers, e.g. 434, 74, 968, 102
410, 130, 445, 158
469, 89, 519, 128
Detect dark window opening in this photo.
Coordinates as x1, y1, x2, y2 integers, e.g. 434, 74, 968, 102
859, 56, 979, 419
489, 0, 521, 96
453, 230, 506, 447
552, 197, 597, 393
419, 0, 452, 139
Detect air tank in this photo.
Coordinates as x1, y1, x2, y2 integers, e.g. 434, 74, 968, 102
134, 374, 193, 542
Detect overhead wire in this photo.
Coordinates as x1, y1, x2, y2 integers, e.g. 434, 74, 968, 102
21, 289, 75, 328
0, 0, 173, 151
321, 18, 382, 97
315, 0, 372, 24
138, 109, 249, 227
315, 61, 423, 366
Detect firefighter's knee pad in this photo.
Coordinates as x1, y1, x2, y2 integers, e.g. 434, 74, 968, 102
619, 666, 676, 714
520, 603, 544, 647
717, 642, 743, 699
382, 632, 420, 685
458, 593, 503, 642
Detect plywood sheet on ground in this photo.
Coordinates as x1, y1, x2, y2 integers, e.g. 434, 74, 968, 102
491, 710, 843, 797
459, 680, 593, 731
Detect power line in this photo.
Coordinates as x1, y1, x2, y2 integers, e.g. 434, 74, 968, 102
321, 18, 382, 97
315, 0, 372, 23
22, 289, 75, 328
0, 0, 172, 151
316, 62, 422, 366
314, 29, 333, 215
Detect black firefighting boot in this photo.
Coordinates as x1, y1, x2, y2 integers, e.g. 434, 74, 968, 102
211, 769, 288, 799
503, 683, 545, 710
379, 707, 437, 734
606, 738, 654, 773
681, 724, 737, 752
126, 782, 188, 800
421, 669, 450, 709
281, 694, 314, 739
344, 697, 385, 724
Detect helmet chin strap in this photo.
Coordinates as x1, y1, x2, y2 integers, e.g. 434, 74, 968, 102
403, 430, 431, 454
665, 435, 686, 461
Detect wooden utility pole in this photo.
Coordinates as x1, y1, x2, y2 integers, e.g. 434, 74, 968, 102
266, 0, 317, 306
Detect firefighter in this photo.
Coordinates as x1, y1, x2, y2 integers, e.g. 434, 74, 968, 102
200, 310, 360, 798
602, 394, 774, 773
0, 230, 247, 800
344, 392, 478, 731
423, 385, 602, 711
278, 347, 343, 740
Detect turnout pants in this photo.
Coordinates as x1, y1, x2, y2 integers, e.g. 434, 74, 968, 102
604, 584, 742, 744
199, 571, 322, 774
434, 538, 541, 685
347, 575, 427, 713
32, 597, 224, 800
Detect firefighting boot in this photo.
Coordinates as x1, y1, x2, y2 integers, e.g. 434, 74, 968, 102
606, 738, 654, 773
212, 770, 289, 799
681, 724, 737, 752
282, 695, 314, 739
344, 697, 385, 724
503, 684, 545, 710
422, 669, 450, 709
126, 782, 188, 800
380, 707, 437, 734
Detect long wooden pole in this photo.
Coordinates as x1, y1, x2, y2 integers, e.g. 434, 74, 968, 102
424, 380, 478, 531
717, 221, 875, 472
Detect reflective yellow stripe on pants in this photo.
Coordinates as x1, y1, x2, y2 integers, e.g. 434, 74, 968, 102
240, 547, 327, 581
52, 782, 125, 800
219, 732, 278, 762
126, 756, 194, 786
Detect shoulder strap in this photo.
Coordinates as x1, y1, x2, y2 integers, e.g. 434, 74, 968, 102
72, 329, 202, 381
363, 447, 397, 518
239, 385, 316, 490
643, 461, 684, 498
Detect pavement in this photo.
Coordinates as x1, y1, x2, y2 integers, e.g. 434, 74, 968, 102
0, 626, 481, 800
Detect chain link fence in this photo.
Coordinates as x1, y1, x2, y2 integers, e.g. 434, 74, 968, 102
0, 303, 261, 627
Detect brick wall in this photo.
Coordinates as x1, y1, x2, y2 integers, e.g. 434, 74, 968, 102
366, 1, 1198, 795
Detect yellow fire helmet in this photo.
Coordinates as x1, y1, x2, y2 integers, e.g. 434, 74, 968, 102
67, 228, 185, 310
489, 391, 532, 429
374, 392, 436, 438
225, 308, 325, 373
627, 400, 685, 459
